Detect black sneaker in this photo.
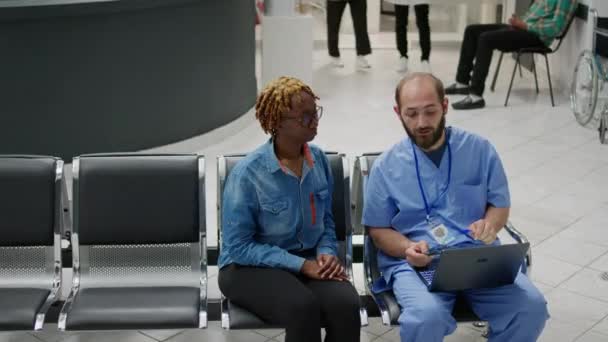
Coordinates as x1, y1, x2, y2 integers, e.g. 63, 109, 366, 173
452, 96, 486, 110
445, 83, 470, 95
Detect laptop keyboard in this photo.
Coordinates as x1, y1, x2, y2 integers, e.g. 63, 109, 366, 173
420, 269, 436, 286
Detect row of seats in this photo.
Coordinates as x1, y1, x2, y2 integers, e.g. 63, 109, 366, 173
0, 153, 531, 333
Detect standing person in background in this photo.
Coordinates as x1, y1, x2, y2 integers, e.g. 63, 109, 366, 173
386, 0, 431, 73
327, 0, 373, 70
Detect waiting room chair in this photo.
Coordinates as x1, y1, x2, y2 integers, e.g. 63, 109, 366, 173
58, 153, 207, 330
0, 155, 64, 330
217, 152, 368, 329
490, 12, 577, 107
352, 153, 532, 326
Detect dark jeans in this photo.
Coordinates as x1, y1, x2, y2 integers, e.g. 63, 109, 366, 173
455, 24, 545, 96
219, 264, 361, 342
395, 4, 430, 61
327, 0, 372, 57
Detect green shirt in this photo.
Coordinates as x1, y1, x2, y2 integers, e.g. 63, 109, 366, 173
523, 0, 578, 46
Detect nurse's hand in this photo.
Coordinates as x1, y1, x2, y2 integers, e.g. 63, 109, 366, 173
469, 219, 497, 244
405, 241, 432, 267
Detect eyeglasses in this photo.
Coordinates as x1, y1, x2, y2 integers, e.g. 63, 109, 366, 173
282, 106, 323, 127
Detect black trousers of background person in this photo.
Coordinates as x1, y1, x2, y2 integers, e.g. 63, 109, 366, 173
326, 0, 372, 57
455, 23, 546, 96
394, 4, 431, 61
219, 264, 361, 342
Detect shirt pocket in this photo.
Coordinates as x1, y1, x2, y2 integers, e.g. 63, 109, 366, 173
452, 183, 487, 221
259, 198, 291, 237
312, 189, 329, 228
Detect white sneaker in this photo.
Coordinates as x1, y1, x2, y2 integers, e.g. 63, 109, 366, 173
397, 57, 409, 73
330, 57, 344, 68
356, 55, 371, 70
420, 60, 432, 73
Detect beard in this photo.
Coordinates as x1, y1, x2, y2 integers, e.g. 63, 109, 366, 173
401, 115, 446, 150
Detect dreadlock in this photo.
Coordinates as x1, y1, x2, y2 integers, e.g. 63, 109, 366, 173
255, 76, 319, 135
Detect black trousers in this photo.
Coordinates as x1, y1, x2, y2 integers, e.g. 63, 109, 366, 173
394, 4, 431, 61
455, 23, 545, 96
219, 264, 361, 342
326, 0, 372, 57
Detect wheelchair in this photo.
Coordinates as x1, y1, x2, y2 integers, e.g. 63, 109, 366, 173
571, 8, 608, 144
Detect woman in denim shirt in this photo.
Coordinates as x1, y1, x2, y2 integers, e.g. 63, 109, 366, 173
218, 77, 360, 342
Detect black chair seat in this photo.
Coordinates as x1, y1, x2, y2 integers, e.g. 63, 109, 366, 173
65, 286, 199, 330
0, 288, 50, 330
227, 300, 334, 329
519, 46, 552, 54
227, 301, 274, 329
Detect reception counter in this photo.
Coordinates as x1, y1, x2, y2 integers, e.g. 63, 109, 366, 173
0, 0, 256, 160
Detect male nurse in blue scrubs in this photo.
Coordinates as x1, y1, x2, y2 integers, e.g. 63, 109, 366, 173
362, 73, 548, 342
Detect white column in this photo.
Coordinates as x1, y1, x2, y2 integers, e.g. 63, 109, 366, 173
264, 0, 296, 16
262, 15, 314, 86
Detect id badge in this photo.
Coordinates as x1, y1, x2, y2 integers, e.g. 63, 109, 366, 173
429, 218, 454, 245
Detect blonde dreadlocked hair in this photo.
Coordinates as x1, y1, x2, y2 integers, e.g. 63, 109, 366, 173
255, 76, 319, 135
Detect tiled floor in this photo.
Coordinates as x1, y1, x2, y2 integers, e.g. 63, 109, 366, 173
18, 29, 608, 342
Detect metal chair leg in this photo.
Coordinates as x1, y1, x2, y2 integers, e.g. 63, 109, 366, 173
505, 53, 520, 107
491, 52, 503, 92
518, 58, 523, 78
532, 55, 539, 93
544, 54, 555, 106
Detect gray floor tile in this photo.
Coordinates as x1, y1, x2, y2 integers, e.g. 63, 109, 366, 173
560, 268, 608, 303
164, 323, 267, 342
592, 316, 608, 336
252, 329, 283, 339
530, 253, 583, 287
538, 318, 589, 342
29, 324, 73, 342
535, 235, 608, 267
0, 332, 41, 342
576, 330, 608, 342
545, 288, 608, 331
137, 330, 183, 342
361, 318, 393, 337
61, 331, 156, 342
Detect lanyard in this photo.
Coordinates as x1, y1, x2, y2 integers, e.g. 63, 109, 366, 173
411, 131, 452, 223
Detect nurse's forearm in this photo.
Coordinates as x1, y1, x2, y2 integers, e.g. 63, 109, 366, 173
484, 206, 510, 233
367, 227, 411, 259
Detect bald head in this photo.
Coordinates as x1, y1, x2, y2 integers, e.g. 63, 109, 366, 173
394, 73, 445, 110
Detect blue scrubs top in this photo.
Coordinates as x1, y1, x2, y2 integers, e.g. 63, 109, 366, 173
362, 127, 510, 288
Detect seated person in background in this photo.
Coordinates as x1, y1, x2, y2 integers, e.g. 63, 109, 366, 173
218, 76, 361, 342
363, 73, 548, 342
446, 0, 577, 110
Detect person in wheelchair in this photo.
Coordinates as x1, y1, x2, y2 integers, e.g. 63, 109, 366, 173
363, 73, 548, 342
446, 0, 577, 109
218, 76, 361, 342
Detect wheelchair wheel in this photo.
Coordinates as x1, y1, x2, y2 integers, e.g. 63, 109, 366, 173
571, 51, 600, 127
600, 108, 608, 144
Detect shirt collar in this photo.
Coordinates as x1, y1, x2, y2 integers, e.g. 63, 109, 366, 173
264, 138, 316, 174
406, 126, 452, 155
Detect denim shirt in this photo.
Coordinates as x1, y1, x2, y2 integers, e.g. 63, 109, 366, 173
218, 139, 338, 273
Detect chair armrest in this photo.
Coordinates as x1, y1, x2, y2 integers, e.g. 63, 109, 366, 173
503, 221, 532, 274
596, 27, 608, 39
